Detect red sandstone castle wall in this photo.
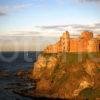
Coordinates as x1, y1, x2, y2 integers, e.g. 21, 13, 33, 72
69, 38, 89, 52
44, 31, 100, 53
69, 39, 78, 52
77, 39, 88, 52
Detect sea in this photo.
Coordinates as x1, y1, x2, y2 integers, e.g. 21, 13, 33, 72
0, 51, 41, 100
0, 51, 41, 72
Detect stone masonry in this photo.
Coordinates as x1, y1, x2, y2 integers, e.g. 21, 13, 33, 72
44, 31, 100, 53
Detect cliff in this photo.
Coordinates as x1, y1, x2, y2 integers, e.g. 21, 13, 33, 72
31, 52, 100, 99
44, 31, 100, 53
28, 31, 100, 99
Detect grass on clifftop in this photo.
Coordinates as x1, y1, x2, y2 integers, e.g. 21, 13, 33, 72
43, 52, 100, 66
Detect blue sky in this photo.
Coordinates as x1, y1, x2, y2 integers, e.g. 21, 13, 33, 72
0, 0, 100, 51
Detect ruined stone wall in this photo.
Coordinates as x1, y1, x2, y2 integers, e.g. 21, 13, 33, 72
44, 31, 100, 53
60, 31, 70, 52
87, 39, 100, 52
69, 38, 89, 52
69, 38, 78, 52
77, 39, 88, 52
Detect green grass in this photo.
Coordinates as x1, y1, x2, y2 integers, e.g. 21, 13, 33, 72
96, 67, 100, 73
79, 87, 100, 100
43, 52, 100, 66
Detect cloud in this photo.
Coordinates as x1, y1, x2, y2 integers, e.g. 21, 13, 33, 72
78, 0, 100, 4
0, 6, 9, 16
37, 25, 69, 29
55, 0, 100, 5
79, 0, 100, 2
36, 21, 100, 35
0, 21, 100, 51
1, 20, 100, 37
10, 31, 43, 36
14, 3, 33, 9
0, 3, 32, 16
0, 34, 58, 51
0, 12, 7, 16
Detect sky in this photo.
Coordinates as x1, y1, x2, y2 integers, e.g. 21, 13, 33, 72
0, 0, 100, 51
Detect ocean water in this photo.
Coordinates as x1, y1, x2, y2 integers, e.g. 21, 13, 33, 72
0, 51, 41, 72
0, 51, 41, 100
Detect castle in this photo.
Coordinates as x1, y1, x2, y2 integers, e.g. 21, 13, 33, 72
44, 31, 100, 53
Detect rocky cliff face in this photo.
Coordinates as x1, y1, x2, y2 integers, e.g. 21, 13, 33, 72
31, 52, 100, 99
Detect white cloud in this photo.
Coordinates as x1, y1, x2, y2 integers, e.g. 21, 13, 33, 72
0, 3, 33, 16
0, 20, 100, 51
36, 21, 100, 36
0, 21, 100, 37
0, 6, 9, 16
79, 0, 100, 2
14, 3, 33, 9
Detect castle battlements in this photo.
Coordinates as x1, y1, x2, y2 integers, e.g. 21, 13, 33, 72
44, 31, 100, 53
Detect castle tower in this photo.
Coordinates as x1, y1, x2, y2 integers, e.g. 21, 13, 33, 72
78, 31, 94, 52
87, 39, 99, 52
80, 31, 93, 40
60, 31, 70, 52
